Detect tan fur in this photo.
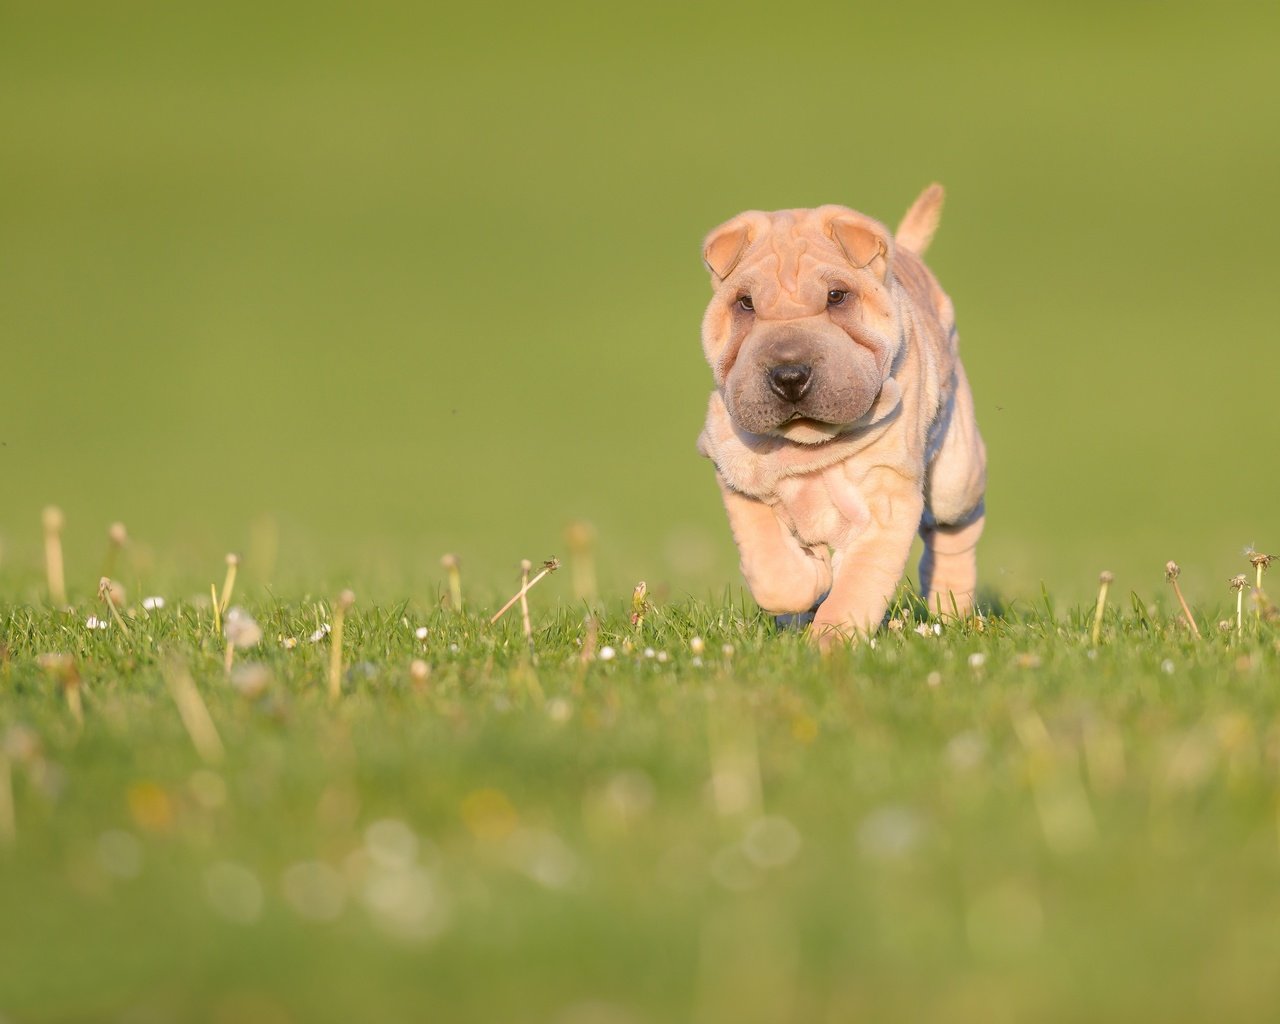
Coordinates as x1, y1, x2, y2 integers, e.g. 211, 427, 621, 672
697, 185, 986, 646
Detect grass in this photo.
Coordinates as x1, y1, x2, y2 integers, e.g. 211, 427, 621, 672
3, 570, 1279, 1023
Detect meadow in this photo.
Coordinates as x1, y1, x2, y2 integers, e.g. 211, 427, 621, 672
2, 552, 1279, 1022
3, 0, 1280, 1019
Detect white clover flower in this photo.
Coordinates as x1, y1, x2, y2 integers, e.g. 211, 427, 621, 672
85, 616, 109, 630
308, 624, 331, 644
968, 652, 987, 669
643, 647, 656, 659
598, 646, 616, 662
689, 636, 705, 656
280, 636, 298, 650
414, 626, 429, 641
141, 596, 165, 611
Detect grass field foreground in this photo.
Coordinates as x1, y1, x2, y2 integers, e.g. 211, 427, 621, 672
3, 558, 1280, 1022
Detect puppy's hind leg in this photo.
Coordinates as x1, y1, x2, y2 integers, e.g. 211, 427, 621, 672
920, 364, 987, 617
919, 510, 984, 617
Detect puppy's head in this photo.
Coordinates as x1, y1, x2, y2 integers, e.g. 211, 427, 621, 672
700, 204, 904, 444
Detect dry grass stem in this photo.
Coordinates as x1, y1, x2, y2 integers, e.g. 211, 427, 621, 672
42, 506, 66, 607
328, 589, 355, 701
1229, 575, 1248, 639
1247, 552, 1275, 622
519, 559, 534, 648
219, 554, 240, 615
102, 521, 127, 578
163, 657, 225, 765
1091, 571, 1113, 646
565, 521, 598, 605
490, 560, 560, 625
1164, 561, 1201, 639
579, 613, 599, 666
442, 554, 462, 612
98, 578, 132, 638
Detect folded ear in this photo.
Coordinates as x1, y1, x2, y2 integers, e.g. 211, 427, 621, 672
702, 217, 754, 281
828, 216, 892, 281
895, 183, 945, 255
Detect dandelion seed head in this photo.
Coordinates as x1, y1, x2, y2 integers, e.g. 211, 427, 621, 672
224, 607, 263, 649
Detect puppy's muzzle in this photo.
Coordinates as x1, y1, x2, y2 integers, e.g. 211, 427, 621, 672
767, 363, 813, 404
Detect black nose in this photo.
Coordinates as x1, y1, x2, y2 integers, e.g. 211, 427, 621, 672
767, 363, 813, 403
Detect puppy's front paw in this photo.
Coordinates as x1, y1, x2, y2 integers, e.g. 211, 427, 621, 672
810, 615, 854, 653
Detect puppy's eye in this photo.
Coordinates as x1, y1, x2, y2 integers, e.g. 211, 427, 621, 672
827, 289, 848, 306
737, 295, 754, 312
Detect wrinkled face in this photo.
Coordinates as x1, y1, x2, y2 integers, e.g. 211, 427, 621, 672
701, 205, 903, 444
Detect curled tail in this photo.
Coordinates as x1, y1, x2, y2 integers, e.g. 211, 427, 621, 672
895, 183, 945, 255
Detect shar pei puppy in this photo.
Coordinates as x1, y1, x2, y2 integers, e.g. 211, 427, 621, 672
696, 185, 986, 646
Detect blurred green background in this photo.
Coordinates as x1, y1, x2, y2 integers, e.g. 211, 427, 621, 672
2, 0, 1278, 605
